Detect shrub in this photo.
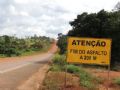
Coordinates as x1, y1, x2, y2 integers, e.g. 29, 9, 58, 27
52, 54, 66, 65
67, 64, 80, 74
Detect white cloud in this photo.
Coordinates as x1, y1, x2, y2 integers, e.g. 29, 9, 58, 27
0, 0, 119, 38
19, 11, 29, 16
14, 0, 34, 4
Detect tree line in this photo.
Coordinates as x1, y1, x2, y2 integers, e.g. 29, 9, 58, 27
0, 35, 52, 57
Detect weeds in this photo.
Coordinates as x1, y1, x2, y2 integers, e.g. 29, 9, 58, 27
49, 65, 63, 72
67, 64, 99, 89
52, 54, 66, 66
114, 77, 120, 85
49, 54, 102, 90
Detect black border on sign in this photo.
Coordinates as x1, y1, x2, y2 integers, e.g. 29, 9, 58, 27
66, 36, 112, 66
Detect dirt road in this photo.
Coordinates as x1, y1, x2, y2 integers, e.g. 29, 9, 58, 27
0, 43, 57, 90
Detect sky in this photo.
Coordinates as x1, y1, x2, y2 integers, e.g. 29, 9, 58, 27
0, 0, 119, 38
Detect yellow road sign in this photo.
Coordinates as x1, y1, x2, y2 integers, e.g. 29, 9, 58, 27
67, 37, 112, 65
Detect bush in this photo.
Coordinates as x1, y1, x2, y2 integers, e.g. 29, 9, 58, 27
67, 64, 80, 74
114, 77, 120, 85
52, 54, 66, 65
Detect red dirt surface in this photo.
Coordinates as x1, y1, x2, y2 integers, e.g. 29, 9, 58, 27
17, 65, 50, 90
86, 68, 120, 79
42, 71, 87, 90
85, 68, 120, 90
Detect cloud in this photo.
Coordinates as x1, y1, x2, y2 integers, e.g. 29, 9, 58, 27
0, 0, 119, 38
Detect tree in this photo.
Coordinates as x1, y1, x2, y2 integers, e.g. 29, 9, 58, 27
68, 10, 120, 67
57, 33, 67, 54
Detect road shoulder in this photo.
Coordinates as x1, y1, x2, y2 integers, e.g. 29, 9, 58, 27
17, 64, 50, 90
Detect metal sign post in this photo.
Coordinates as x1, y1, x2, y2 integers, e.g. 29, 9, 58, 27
64, 63, 67, 89
106, 51, 111, 90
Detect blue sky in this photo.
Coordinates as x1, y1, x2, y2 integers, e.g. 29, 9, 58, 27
0, 0, 119, 38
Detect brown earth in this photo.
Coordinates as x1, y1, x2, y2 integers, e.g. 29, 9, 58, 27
41, 71, 87, 90
17, 65, 50, 90
85, 68, 120, 90
85, 68, 120, 79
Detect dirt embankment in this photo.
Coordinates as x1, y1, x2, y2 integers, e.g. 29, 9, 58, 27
17, 65, 50, 90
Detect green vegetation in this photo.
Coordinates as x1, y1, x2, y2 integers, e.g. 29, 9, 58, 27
67, 64, 80, 74
0, 35, 52, 57
52, 54, 66, 65
66, 65, 99, 89
114, 77, 120, 85
68, 10, 120, 67
57, 33, 67, 54
78, 68, 97, 89
57, 9, 120, 67
50, 54, 101, 89
50, 54, 66, 71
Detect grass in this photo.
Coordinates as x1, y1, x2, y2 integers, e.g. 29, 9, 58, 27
44, 53, 120, 90
50, 65, 99, 89
78, 69, 97, 89
67, 64, 80, 74
48, 54, 103, 90
49, 54, 66, 72
49, 64, 99, 89
49, 65, 64, 72
66, 65, 99, 89
0, 54, 6, 58
52, 54, 66, 65
113, 77, 120, 85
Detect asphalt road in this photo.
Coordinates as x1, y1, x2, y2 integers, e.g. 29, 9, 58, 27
0, 52, 54, 90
